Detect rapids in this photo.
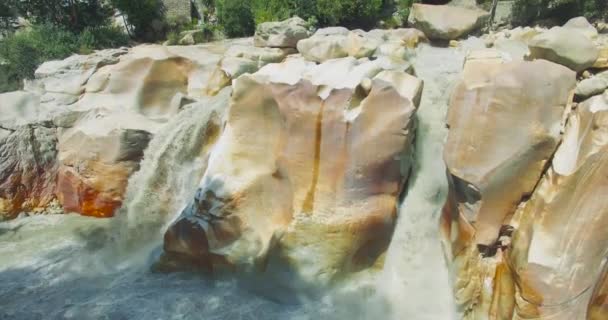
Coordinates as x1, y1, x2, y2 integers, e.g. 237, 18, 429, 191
0, 40, 483, 320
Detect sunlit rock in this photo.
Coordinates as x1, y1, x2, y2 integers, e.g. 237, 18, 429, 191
407, 4, 489, 40
442, 50, 576, 318
575, 70, 608, 99
528, 27, 599, 72
508, 92, 608, 318
162, 57, 421, 284
254, 16, 312, 48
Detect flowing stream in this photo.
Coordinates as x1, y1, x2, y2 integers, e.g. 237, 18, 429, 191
0, 40, 482, 320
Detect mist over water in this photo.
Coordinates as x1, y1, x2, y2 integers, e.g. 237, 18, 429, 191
0, 41, 483, 320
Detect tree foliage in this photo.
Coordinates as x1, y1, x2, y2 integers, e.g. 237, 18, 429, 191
216, 0, 255, 37
9, 0, 113, 33
109, 0, 166, 41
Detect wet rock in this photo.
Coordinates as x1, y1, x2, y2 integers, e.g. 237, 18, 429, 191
407, 4, 489, 40
254, 17, 312, 48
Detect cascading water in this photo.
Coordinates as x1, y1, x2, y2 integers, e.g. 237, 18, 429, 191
0, 40, 484, 320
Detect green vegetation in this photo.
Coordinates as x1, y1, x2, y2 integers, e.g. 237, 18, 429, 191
0, 24, 128, 91
109, 0, 166, 41
511, 0, 607, 26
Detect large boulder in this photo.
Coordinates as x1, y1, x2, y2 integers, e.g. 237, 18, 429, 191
508, 92, 608, 318
407, 4, 489, 40
563, 16, 598, 40
528, 27, 600, 72
254, 17, 311, 48
441, 50, 576, 318
161, 57, 422, 285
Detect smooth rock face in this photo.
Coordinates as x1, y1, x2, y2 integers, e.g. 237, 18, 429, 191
528, 27, 599, 72
509, 92, 608, 318
407, 4, 489, 40
0, 125, 58, 220
254, 17, 311, 48
162, 56, 421, 283
441, 51, 576, 318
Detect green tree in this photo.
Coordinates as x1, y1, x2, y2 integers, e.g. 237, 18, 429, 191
216, 0, 255, 37
316, 0, 383, 29
12, 0, 113, 32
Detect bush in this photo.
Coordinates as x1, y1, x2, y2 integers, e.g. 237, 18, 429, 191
251, 0, 317, 24
110, 0, 166, 41
216, 0, 255, 37
0, 23, 129, 91
512, 0, 607, 26
316, 0, 384, 29
9, 0, 113, 33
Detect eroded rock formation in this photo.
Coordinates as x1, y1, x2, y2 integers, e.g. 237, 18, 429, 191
161, 56, 422, 284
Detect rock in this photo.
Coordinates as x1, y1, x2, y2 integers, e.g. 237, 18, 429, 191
528, 27, 600, 72
575, 70, 608, 99
563, 16, 598, 40
441, 52, 576, 318
508, 92, 608, 318
254, 17, 312, 48
407, 4, 489, 40
162, 57, 421, 284
204, 45, 289, 95
55, 111, 153, 217
493, 38, 530, 61
297, 29, 381, 62
594, 45, 608, 69
34, 49, 127, 108
0, 125, 58, 220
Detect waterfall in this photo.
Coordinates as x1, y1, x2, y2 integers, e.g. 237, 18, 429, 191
108, 88, 231, 262
378, 40, 484, 320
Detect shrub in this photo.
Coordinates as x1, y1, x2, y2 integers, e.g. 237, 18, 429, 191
316, 0, 384, 29
251, 0, 317, 24
512, 0, 607, 26
10, 0, 113, 33
216, 0, 255, 37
